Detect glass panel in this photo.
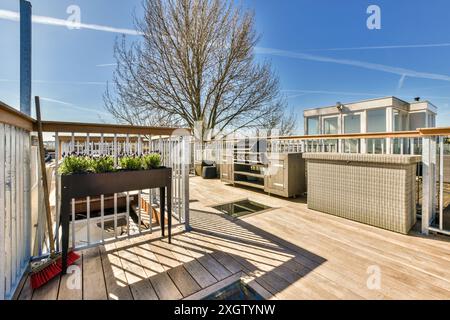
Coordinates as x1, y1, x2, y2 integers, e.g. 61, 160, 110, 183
323, 117, 338, 134
428, 114, 436, 127
307, 117, 319, 135
344, 114, 360, 153
394, 110, 400, 131
344, 114, 360, 133
409, 112, 426, 130
368, 138, 385, 154
323, 139, 339, 152
367, 109, 386, 133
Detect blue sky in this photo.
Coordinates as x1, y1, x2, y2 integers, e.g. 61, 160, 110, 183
1, 0, 450, 133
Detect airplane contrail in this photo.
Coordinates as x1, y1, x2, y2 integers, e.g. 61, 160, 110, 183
0, 9, 142, 35
302, 43, 450, 52
40, 97, 111, 116
255, 47, 450, 82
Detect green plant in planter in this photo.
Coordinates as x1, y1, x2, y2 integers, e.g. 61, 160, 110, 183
119, 155, 143, 170
58, 155, 92, 175
142, 153, 161, 169
91, 156, 115, 173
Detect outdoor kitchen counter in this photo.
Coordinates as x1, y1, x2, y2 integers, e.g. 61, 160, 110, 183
303, 153, 422, 234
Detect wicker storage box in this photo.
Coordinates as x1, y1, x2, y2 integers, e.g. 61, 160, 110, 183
303, 153, 421, 234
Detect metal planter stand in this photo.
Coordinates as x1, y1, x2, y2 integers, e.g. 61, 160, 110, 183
59, 167, 172, 273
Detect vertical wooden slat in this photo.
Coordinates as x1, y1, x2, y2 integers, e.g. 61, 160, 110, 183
17, 130, 23, 272
54, 132, 60, 252
0, 124, 5, 299
10, 126, 17, 285
23, 130, 31, 261
4, 125, 11, 295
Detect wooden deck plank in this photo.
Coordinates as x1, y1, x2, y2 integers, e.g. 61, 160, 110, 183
148, 239, 201, 297
129, 237, 166, 276
31, 274, 60, 300
17, 275, 33, 300
82, 247, 107, 300
58, 252, 83, 300
113, 239, 158, 300
150, 272, 183, 300
170, 237, 218, 288
100, 244, 134, 300
175, 234, 232, 281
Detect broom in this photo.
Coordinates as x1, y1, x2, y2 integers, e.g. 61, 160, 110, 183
30, 96, 80, 289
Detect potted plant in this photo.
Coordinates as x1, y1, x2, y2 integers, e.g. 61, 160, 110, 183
58, 153, 172, 273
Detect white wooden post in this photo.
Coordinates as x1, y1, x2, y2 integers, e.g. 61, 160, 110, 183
183, 136, 191, 230
422, 136, 436, 234
361, 111, 367, 153
386, 107, 393, 154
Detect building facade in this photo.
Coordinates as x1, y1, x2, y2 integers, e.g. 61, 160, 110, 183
303, 97, 437, 154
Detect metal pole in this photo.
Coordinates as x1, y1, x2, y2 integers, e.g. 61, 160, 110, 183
20, 0, 32, 116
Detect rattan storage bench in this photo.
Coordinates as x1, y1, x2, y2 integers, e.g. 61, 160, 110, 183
303, 153, 421, 234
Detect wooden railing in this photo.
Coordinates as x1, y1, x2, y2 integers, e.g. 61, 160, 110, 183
0, 101, 33, 299
0, 101, 191, 299
209, 128, 450, 237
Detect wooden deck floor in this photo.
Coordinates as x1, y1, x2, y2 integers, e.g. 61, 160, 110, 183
18, 176, 450, 300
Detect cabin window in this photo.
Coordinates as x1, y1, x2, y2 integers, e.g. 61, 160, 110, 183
409, 112, 426, 130
344, 114, 360, 134
307, 117, 319, 135
323, 117, 338, 134
367, 109, 386, 132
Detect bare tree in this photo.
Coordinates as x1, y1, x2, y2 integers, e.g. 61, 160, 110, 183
104, 0, 291, 141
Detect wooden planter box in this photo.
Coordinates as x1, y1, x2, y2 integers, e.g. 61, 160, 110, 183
59, 167, 172, 272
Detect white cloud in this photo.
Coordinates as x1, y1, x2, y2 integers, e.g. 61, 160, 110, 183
0, 9, 142, 35
255, 47, 450, 82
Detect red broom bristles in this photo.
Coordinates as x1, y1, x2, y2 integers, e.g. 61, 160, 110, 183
30, 251, 80, 289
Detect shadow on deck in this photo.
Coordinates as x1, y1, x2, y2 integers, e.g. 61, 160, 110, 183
17, 207, 326, 300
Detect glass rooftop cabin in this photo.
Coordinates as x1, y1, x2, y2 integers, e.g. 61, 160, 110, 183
303, 96, 437, 154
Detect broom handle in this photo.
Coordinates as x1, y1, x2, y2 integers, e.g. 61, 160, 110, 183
35, 96, 56, 255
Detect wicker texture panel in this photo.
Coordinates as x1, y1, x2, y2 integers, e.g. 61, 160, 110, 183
303, 152, 421, 164
305, 155, 419, 234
